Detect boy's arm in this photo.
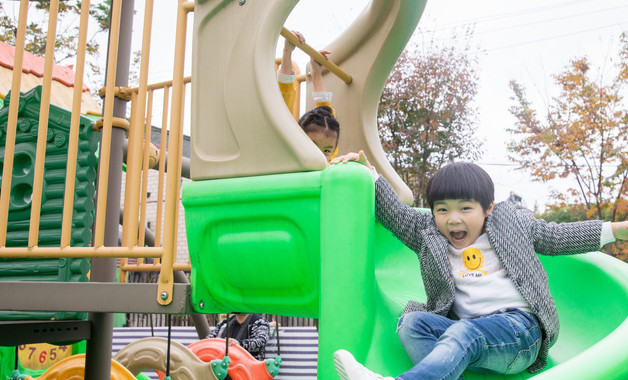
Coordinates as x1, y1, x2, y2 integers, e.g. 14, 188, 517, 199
375, 174, 429, 253
278, 81, 297, 112
278, 31, 304, 77
611, 221, 628, 241
310, 51, 328, 92
310, 51, 336, 116
278, 31, 304, 112
524, 209, 604, 255
205, 319, 224, 338
531, 215, 627, 255
240, 318, 270, 355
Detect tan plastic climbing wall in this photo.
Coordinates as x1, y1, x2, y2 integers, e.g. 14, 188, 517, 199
191, 0, 427, 204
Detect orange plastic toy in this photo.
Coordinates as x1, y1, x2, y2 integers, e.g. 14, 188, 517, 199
186, 339, 280, 380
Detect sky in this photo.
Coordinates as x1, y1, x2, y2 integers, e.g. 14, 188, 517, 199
275, 0, 628, 212
9, 0, 623, 212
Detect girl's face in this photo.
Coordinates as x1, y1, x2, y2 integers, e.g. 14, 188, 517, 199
306, 128, 338, 162
433, 199, 494, 249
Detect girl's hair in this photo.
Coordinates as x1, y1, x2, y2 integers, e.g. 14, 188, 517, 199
426, 162, 494, 212
297, 106, 340, 140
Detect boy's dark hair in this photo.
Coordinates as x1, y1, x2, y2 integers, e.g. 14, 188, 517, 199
426, 162, 494, 212
298, 106, 340, 140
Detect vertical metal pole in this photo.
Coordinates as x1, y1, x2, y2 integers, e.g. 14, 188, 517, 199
84, 0, 135, 378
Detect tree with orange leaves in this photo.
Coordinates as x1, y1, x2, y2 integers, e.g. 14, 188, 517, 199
508, 33, 628, 259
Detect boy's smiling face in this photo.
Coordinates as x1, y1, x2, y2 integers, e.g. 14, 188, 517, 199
433, 199, 494, 249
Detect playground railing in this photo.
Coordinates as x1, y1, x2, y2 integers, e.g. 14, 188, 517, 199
118, 76, 194, 283
0, 0, 353, 309
0, 0, 196, 306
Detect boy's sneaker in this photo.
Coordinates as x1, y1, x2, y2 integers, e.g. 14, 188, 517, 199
334, 349, 395, 380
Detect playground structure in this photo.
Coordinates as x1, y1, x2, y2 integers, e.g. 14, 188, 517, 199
0, 0, 628, 379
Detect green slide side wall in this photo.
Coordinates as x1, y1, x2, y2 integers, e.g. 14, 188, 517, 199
0, 86, 96, 321
183, 163, 628, 380
186, 169, 323, 317
184, 163, 375, 379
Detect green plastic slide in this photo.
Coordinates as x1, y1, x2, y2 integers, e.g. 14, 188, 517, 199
371, 218, 628, 379
183, 163, 628, 379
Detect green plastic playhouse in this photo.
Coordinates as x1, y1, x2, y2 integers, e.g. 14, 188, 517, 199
0, 86, 96, 378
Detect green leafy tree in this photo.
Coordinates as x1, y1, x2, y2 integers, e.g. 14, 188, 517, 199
378, 33, 482, 206
537, 203, 588, 224
0, 0, 112, 93
508, 33, 628, 260
508, 33, 628, 223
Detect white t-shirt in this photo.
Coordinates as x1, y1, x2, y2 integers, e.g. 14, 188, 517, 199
447, 233, 532, 319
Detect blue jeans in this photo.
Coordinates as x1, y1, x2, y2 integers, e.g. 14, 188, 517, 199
395, 309, 541, 380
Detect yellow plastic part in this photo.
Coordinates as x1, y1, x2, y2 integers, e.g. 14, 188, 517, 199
34, 354, 136, 380
17, 343, 74, 370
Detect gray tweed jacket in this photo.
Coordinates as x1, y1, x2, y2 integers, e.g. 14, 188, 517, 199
375, 176, 602, 373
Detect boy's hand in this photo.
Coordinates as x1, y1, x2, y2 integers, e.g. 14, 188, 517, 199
283, 30, 305, 55
330, 150, 373, 170
312, 49, 331, 64
227, 338, 240, 346
284, 30, 305, 51
611, 221, 628, 240
280, 30, 305, 75
294, 30, 305, 44
310, 50, 331, 92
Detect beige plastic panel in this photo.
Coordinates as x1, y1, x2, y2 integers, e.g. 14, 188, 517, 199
114, 337, 218, 380
191, 0, 427, 203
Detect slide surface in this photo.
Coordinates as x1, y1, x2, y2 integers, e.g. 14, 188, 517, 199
183, 164, 628, 379
371, 221, 628, 379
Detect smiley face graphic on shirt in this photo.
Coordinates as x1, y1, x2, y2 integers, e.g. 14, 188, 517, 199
462, 247, 487, 275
